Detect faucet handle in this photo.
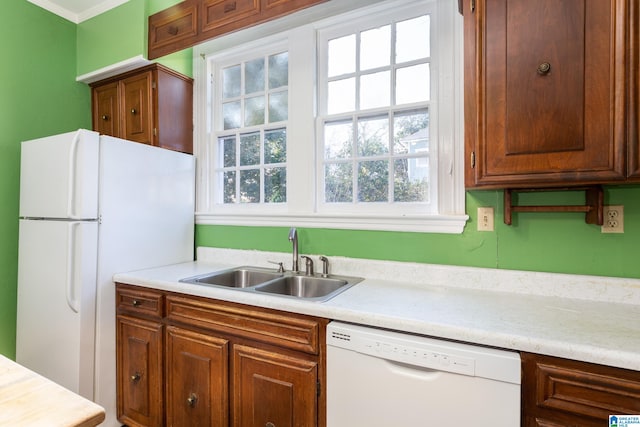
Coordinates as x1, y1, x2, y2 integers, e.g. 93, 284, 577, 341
319, 256, 329, 277
301, 256, 314, 276
267, 260, 285, 273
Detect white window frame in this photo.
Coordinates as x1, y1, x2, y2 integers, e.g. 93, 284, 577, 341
193, 0, 468, 233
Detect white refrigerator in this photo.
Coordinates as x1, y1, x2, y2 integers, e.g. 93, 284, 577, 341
16, 129, 195, 427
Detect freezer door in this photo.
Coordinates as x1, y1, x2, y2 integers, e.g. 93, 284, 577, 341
19, 129, 99, 219
16, 219, 98, 399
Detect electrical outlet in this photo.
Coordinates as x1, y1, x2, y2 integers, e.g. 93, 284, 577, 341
477, 207, 495, 231
601, 205, 624, 233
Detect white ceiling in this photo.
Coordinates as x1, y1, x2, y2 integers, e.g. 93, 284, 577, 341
27, 0, 129, 23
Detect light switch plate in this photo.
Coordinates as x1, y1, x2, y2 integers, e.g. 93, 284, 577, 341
477, 207, 494, 231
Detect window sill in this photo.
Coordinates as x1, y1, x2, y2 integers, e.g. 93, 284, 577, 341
195, 212, 469, 233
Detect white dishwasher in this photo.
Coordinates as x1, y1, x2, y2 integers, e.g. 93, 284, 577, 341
326, 322, 521, 426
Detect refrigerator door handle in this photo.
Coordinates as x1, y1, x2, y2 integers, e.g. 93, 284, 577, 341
67, 132, 80, 219
66, 222, 80, 313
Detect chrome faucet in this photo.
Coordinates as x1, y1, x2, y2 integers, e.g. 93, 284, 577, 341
301, 256, 314, 276
288, 227, 299, 272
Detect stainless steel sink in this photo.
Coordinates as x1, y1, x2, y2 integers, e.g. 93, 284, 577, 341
254, 274, 363, 302
179, 267, 283, 288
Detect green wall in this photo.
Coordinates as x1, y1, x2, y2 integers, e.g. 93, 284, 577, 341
196, 185, 640, 279
0, 0, 91, 358
76, 0, 193, 78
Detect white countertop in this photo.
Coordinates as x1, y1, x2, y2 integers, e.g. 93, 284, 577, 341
113, 247, 640, 371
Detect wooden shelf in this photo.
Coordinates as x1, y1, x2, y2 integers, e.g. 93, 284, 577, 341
504, 186, 604, 226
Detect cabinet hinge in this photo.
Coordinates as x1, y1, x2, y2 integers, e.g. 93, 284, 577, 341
470, 0, 475, 13
152, 81, 157, 90
317, 380, 321, 397
470, 151, 476, 168
153, 128, 157, 136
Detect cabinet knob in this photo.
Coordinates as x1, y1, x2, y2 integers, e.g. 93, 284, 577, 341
131, 108, 137, 115
187, 393, 198, 407
132, 299, 141, 307
537, 62, 551, 75
265, 423, 275, 427
101, 115, 109, 121
131, 372, 141, 382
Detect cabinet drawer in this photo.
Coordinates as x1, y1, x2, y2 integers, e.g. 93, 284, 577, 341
116, 284, 164, 318
148, 0, 198, 59
201, 0, 260, 34
166, 295, 323, 354
522, 353, 640, 425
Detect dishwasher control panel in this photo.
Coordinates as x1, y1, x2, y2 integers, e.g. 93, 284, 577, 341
327, 321, 521, 383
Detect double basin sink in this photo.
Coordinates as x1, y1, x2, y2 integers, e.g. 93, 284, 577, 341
180, 266, 363, 302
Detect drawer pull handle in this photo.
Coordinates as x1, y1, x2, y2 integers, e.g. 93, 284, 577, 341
168, 25, 179, 35
131, 372, 141, 382
132, 299, 141, 307
537, 62, 551, 75
224, 2, 237, 12
266, 422, 275, 427
187, 393, 198, 407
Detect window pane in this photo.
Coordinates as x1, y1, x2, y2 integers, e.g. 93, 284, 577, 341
222, 65, 241, 99
393, 111, 429, 154
245, 58, 265, 94
244, 95, 265, 126
265, 167, 286, 203
358, 160, 388, 202
360, 71, 390, 110
223, 171, 236, 203
394, 158, 428, 202
324, 121, 353, 159
268, 91, 288, 122
328, 34, 356, 77
219, 136, 236, 167
358, 116, 389, 157
328, 77, 355, 114
361, 25, 390, 70
265, 129, 286, 164
396, 63, 430, 104
396, 15, 430, 63
269, 52, 288, 89
240, 132, 260, 166
240, 169, 260, 203
223, 101, 241, 130
325, 163, 353, 202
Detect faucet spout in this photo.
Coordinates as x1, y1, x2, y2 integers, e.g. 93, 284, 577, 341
288, 227, 299, 272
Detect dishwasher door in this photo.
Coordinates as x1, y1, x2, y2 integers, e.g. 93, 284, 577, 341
326, 322, 521, 427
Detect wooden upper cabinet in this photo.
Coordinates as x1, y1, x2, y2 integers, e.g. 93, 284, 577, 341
90, 63, 193, 154
148, 0, 328, 59
626, 0, 640, 178
464, 0, 633, 189
93, 82, 120, 138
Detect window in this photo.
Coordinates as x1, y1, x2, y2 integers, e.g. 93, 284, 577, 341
194, 0, 467, 233
215, 50, 288, 204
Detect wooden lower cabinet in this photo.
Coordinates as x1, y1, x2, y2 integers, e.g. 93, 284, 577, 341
233, 344, 318, 427
116, 283, 327, 427
522, 352, 640, 426
166, 326, 229, 427
117, 315, 164, 427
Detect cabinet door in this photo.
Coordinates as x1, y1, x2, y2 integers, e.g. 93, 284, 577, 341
92, 82, 120, 138
166, 326, 229, 427
233, 344, 318, 427
465, 0, 627, 188
122, 71, 154, 145
116, 315, 164, 427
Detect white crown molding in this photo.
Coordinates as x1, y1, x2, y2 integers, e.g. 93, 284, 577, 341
27, 0, 129, 24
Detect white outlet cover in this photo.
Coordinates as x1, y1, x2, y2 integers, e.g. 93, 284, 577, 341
601, 205, 624, 233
